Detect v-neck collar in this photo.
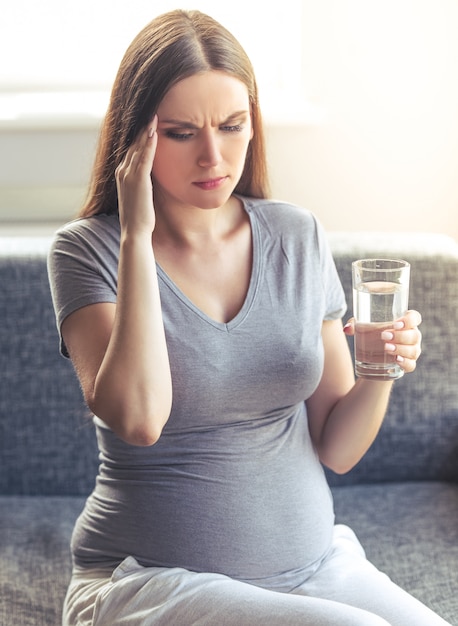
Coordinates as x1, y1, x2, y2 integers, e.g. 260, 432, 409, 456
156, 198, 262, 332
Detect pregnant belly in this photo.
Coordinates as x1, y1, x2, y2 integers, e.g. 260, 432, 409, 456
72, 445, 334, 581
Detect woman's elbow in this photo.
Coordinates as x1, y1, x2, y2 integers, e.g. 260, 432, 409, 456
325, 460, 356, 475
318, 449, 357, 475
87, 394, 171, 446
118, 422, 164, 446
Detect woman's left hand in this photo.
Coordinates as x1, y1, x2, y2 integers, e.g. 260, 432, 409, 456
344, 310, 422, 374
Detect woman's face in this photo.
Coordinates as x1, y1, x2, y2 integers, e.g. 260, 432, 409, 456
152, 70, 253, 212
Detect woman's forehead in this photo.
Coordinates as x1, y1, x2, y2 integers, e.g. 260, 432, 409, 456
157, 71, 250, 121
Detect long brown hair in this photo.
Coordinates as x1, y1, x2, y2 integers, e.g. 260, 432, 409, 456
80, 9, 270, 218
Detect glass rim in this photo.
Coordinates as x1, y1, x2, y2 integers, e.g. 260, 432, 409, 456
352, 258, 410, 271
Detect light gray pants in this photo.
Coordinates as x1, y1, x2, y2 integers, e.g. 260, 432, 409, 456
63, 525, 451, 626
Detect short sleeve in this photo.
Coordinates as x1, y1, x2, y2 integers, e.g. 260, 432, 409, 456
313, 215, 347, 321
47, 216, 120, 357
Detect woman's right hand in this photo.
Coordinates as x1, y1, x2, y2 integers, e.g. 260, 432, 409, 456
115, 115, 158, 235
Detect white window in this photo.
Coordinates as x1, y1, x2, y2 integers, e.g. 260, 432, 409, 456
0, 0, 305, 124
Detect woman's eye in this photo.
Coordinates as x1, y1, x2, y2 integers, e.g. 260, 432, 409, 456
221, 124, 243, 133
164, 125, 243, 139
165, 131, 193, 141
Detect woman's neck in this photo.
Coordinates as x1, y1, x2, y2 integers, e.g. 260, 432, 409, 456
152, 194, 245, 250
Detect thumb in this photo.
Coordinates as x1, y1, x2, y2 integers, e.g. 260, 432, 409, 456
343, 318, 355, 336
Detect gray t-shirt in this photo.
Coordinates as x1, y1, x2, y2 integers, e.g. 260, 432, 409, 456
48, 197, 347, 589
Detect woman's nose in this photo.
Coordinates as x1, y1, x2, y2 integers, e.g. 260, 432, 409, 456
197, 131, 222, 167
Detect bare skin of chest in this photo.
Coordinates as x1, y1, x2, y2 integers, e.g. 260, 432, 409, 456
154, 218, 252, 324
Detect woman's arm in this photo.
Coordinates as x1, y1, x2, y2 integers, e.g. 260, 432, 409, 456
306, 312, 422, 474
62, 118, 173, 446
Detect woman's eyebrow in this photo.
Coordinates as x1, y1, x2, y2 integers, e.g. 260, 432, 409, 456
159, 110, 249, 127
159, 119, 199, 128
221, 110, 250, 123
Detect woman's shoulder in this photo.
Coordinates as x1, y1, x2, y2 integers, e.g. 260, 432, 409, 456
48, 213, 121, 277
49, 214, 121, 263
53, 213, 120, 245
239, 196, 320, 235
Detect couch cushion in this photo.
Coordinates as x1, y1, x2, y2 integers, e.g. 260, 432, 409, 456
1, 233, 457, 494
1, 484, 457, 626
0, 496, 85, 626
332, 481, 458, 625
0, 241, 98, 496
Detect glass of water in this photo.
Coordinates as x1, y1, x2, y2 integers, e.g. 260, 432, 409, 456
352, 259, 410, 380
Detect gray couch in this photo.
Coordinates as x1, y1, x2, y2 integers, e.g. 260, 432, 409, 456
1, 230, 457, 626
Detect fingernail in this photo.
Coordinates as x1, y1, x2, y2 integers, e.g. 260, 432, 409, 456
393, 321, 404, 330
396, 355, 404, 363
381, 331, 394, 341
385, 343, 396, 352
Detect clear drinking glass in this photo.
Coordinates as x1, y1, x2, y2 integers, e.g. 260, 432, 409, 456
352, 259, 410, 380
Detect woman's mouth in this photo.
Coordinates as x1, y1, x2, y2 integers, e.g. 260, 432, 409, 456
193, 177, 227, 191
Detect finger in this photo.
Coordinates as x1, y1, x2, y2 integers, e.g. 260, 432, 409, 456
343, 318, 355, 336
145, 114, 158, 157
381, 327, 422, 347
117, 116, 158, 179
384, 339, 422, 361
383, 329, 422, 363
393, 309, 422, 331
394, 354, 418, 374
383, 342, 421, 373
130, 117, 158, 175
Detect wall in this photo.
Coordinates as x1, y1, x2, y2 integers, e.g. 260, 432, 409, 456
267, 0, 458, 238
1, 0, 457, 238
